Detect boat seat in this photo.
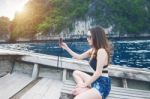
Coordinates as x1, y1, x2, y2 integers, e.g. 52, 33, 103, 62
0, 72, 33, 99
61, 80, 150, 99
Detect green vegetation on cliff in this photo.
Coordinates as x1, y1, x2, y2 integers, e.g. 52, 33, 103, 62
7, 0, 150, 39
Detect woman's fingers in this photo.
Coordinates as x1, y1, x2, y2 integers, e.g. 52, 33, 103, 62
76, 83, 87, 88
60, 42, 65, 49
72, 87, 91, 96
60, 42, 68, 49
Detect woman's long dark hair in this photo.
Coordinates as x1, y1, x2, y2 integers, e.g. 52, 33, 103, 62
90, 27, 111, 64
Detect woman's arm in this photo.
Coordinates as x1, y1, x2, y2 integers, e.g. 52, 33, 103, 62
66, 47, 92, 60
84, 48, 108, 86
60, 42, 92, 60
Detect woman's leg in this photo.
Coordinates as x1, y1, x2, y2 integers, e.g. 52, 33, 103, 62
72, 70, 91, 85
74, 88, 102, 99
72, 70, 92, 95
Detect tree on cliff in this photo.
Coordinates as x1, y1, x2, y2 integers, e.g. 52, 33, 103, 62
0, 16, 10, 40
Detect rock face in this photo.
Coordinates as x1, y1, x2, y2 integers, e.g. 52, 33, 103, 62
73, 18, 93, 35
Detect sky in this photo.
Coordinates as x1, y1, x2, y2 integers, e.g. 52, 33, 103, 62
0, 0, 29, 20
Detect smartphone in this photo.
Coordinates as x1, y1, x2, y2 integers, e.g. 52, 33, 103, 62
59, 38, 63, 47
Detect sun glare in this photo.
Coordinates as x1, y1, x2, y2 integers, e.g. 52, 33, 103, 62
16, 6, 24, 12
0, 0, 29, 20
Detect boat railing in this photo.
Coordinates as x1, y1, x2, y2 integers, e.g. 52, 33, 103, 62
0, 48, 150, 84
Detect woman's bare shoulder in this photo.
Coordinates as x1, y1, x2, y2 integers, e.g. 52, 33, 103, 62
97, 48, 107, 55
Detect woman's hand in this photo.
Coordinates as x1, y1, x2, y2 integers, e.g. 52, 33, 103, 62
60, 42, 68, 50
76, 83, 88, 88
72, 87, 90, 96
72, 83, 90, 96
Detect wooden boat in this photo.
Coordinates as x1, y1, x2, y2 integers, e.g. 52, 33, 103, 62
0, 48, 150, 99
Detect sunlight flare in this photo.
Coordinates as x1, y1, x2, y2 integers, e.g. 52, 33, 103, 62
0, 0, 29, 20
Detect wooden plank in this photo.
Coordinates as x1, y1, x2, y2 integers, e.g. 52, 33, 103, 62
62, 69, 67, 81
20, 55, 94, 73
62, 84, 150, 96
32, 64, 39, 80
0, 72, 7, 77
63, 80, 150, 94
0, 49, 27, 56
62, 84, 150, 98
19, 54, 150, 82
0, 72, 33, 99
21, 78, 63, 99
109, 91, 150, 99
108, 94, 148, 99
43, 80, 63, 99
112, 86, 150, 94
122, 78, 128, 88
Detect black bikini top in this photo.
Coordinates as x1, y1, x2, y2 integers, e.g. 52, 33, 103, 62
89, 58, 108, 73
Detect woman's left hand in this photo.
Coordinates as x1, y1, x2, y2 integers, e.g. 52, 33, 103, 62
77, 83, 88, 88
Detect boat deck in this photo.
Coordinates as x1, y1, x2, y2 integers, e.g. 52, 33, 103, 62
0, 48, 150, 99
0, 73, 33, 99
0, 73, 150, 99
20, 78, 63, 99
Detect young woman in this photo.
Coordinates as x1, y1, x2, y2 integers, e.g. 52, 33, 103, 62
60, 27, 111, 99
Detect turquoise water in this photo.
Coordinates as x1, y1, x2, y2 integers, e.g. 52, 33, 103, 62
0, 40, 150, 69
